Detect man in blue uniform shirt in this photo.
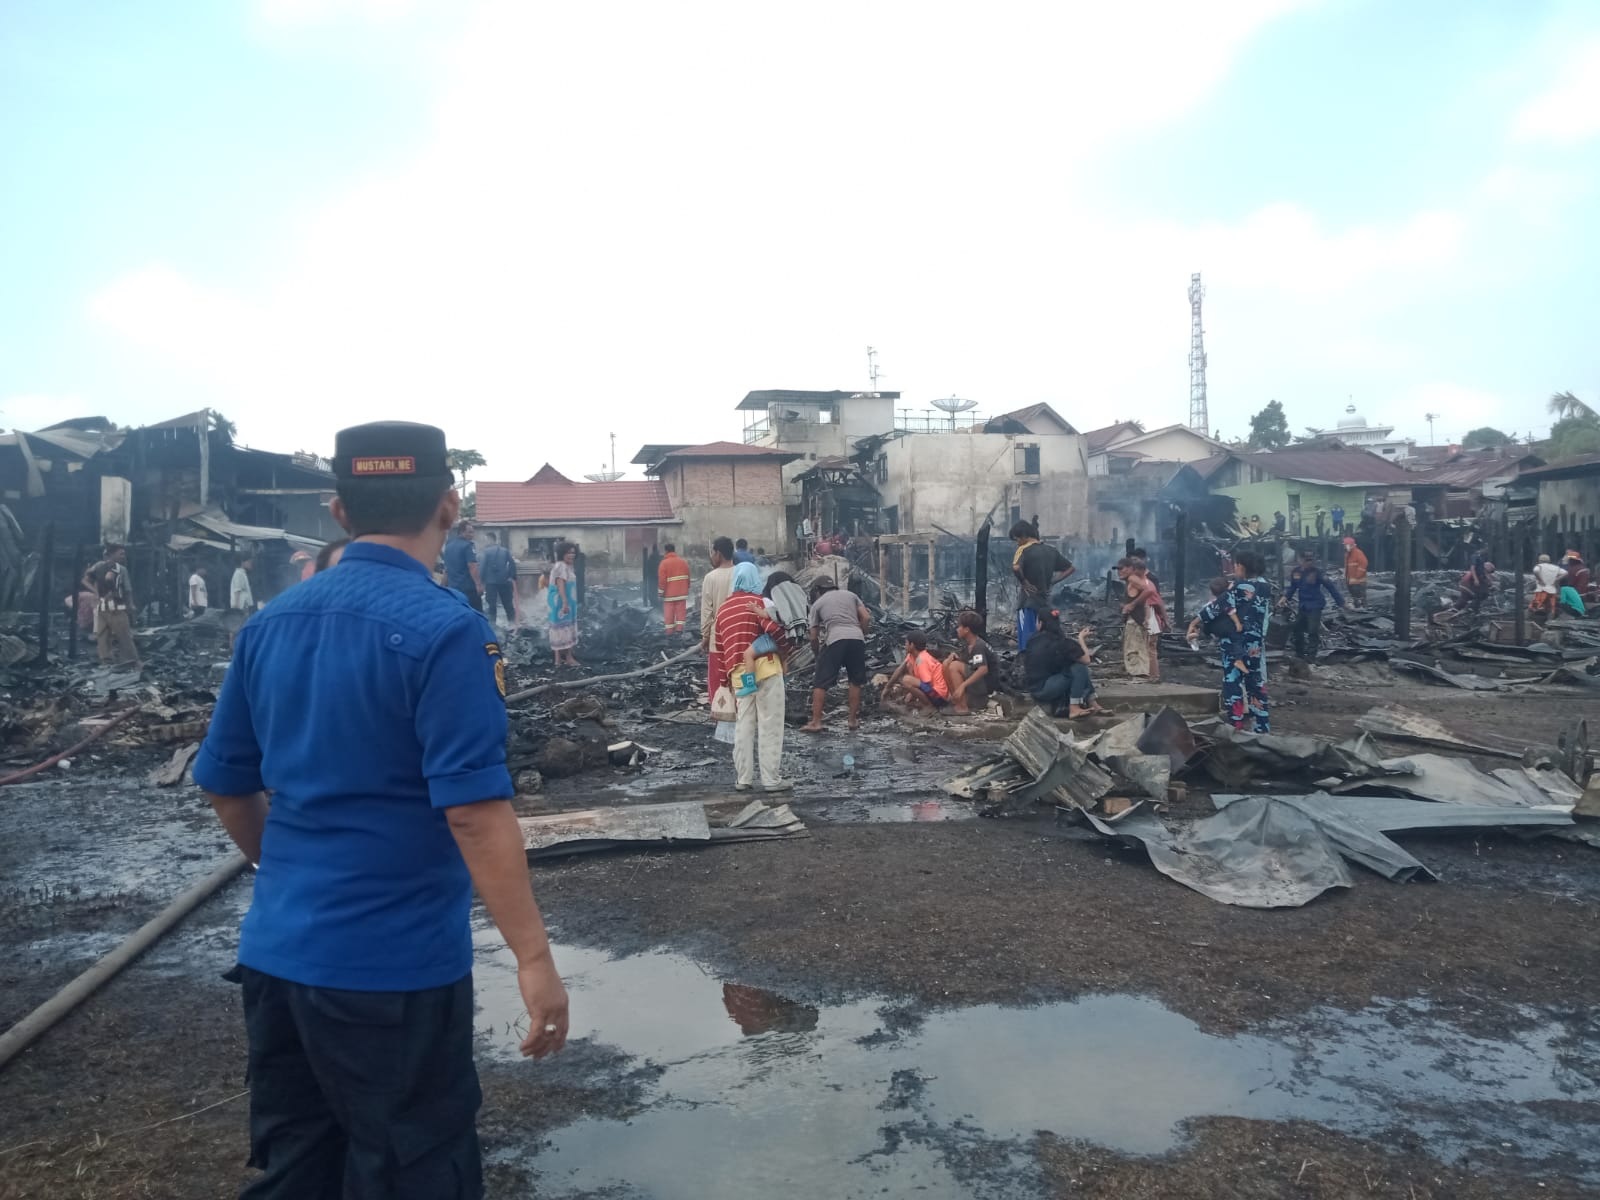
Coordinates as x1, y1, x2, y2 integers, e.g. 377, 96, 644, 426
195, 421, 568, 1199
443, 518, 483, 611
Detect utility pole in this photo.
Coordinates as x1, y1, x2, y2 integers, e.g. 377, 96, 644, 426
1424, 412, 1438, 445
1188, 273, 1208, 434
866, 346, 882, 393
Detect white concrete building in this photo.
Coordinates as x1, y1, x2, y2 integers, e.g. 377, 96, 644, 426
1304, 405, 1416, 461
872, 416, 1089, 538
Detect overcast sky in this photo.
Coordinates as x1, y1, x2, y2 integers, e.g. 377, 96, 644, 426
3, 0, 1597, 481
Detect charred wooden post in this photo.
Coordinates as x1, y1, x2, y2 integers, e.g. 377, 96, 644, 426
1514, 524, 1527, 645
67, 543, 83, 661
33, 524, 54, 665
1394, 516, 1412, 641
975, 519, 991, 618
1172, 508, 1188, 628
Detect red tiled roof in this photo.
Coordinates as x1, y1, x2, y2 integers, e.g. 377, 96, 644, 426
656, 441, 798, 461
475, 479, 676, 525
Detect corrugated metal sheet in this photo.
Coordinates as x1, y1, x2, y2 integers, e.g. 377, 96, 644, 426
656, 441, 798, 462
1235, 448, 1412, 486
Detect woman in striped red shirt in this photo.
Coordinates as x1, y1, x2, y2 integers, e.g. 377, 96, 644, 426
714, 562, 793, 793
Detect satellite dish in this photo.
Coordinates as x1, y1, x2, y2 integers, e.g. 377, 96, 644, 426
930, 395, 979, 429
584, 470, 624, 482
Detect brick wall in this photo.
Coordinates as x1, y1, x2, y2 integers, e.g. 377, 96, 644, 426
677, 460, 784, 506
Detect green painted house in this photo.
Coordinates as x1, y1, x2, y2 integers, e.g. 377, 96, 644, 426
1200, 446, 1413, 534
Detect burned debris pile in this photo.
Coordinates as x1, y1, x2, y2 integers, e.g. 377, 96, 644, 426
944, 701, 1597, 909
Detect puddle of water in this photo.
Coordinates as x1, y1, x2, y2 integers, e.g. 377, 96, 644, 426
472, 929, 1600, 1198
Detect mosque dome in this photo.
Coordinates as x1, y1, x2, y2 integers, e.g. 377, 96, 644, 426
1336, 404, 1365, 430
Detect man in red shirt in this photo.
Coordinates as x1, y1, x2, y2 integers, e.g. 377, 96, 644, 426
714, 562, 791, 792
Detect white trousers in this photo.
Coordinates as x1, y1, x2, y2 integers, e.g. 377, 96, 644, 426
734, 673, 786, 788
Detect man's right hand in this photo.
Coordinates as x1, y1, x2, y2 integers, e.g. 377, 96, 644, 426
517, 955, 569, 1060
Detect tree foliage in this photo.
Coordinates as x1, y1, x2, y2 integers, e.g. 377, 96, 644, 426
447, 448, 487, 485
1548, 391, 1594, 422
1247, 400, 1291, 450
1545, 415, 1600, 459
1461, 426, 1512, 449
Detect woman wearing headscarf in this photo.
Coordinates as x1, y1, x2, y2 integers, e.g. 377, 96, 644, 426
714, 562, 792, 792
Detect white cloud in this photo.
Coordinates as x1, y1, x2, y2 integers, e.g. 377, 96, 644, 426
94, 0, 1530, 477
1511, 37, 1600, 145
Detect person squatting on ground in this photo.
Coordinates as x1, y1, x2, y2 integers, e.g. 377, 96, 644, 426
657, 542, 691, 634
1191, 549, 1271, 733
802, 578, 870, 732
885, 631, 951, 711
715, 561, 792, 792
1023, 612, 1105, 717
1118, 557, 1166, 681
1281, 551, 1344, 659
1531, 553, 1566, 618
193, 421, 569, 1200
1342, 536, 1368, 608
84, 544, 142, 669
479, 531, 517, 627
943, 609, 997, 715
443, 519, 483, 612
699, 537, 736, 701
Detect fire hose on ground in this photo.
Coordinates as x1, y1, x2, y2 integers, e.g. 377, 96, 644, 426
0, 854, 251, 1073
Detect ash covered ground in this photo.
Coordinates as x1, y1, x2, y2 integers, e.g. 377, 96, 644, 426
1, 580, 1598, 1200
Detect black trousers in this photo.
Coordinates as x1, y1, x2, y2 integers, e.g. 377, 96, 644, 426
238, 967, 483, 1200
462, 586, 484, 613
1292, 609, 1323, 659
484, 582, 515, 623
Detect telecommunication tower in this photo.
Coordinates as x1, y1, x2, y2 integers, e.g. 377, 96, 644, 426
866, 346, 882, 392
1188, 272, 1208, 434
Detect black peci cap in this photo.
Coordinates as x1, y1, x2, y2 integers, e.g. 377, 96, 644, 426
333, 421, 451, 482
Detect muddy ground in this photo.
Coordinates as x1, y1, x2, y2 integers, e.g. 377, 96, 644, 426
1, 644, 1598, 1199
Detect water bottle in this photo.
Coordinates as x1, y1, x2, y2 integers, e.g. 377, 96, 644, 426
842, 754, 855, 775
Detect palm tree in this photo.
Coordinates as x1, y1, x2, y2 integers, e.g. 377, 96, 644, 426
1548, 391, 1594, 421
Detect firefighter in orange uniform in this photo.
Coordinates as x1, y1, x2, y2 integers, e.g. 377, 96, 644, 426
658, 543, 691, 635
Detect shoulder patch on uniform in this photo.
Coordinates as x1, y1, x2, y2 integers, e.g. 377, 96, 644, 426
494, 658, 508, 698
485, 641, 501, 657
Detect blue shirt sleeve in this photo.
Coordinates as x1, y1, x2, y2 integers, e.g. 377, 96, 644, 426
192, 636, 265, 797
414, 614, 514, 809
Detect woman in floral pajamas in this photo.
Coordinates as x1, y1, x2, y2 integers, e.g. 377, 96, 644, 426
1190, 549, 1271, 733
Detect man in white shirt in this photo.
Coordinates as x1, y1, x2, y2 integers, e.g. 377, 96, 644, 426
229, 555, 257, 650
188, 569, 209, 616
698, 537, 736, 702
1531, 554, 1565, 619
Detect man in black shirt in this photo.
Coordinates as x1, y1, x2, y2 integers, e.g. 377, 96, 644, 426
1013, 531, 1074, 651
943, 610, 996, 714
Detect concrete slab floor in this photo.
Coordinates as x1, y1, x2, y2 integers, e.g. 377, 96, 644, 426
1095, 679, 1218, 717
